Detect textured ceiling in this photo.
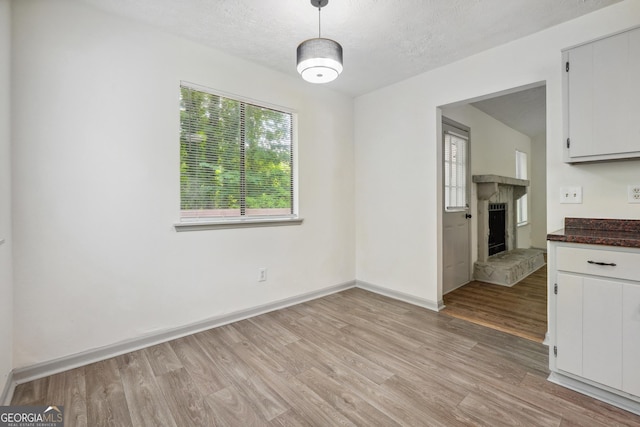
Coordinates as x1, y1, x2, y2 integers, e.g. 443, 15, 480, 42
472, 85, 547, 139
77, 0, 621, 97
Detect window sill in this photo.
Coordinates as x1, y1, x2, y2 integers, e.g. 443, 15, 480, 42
517, 221, 529, 228
174, 217, 304, 232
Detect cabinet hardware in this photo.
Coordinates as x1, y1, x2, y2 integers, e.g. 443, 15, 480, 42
554, 346, 558, 357
587, 260, 617, 267
554, 283, 558, 295
566, 61, 570, 72
566, 138, 570, 149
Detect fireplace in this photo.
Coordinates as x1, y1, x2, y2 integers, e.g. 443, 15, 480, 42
472, 174, 544, 287
472, 174, 528, 263
488, 203, 507, 256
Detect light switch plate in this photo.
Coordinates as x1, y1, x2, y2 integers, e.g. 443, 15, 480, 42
560, 186, 583, 204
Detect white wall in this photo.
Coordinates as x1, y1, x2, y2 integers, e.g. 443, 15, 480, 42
355, 0, 640, 306
442, 104, 531, 177
0, 0, 13, 396
531, 132, 548, 249
11, 0, 355, 367
441, 103, 533, 263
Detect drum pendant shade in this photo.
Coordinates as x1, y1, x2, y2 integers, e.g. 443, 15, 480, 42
296, 0, 343, 84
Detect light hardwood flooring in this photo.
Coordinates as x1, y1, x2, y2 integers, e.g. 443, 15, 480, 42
442, 263, 548, 343
12, 287, 640, 426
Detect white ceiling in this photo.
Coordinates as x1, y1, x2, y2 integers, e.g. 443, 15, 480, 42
472, 85, 547, 138
78, 0, 621, 97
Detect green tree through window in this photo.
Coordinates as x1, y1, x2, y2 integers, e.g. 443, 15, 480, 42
180, 84, 294, 219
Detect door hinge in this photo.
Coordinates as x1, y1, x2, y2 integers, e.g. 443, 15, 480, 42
554, 346, 558, 357
566, 138, 570, 149
566, 61, 570, 72
554, 283, 558, 295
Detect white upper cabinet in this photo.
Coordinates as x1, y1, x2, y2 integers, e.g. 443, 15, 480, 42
563, 26, 640, 163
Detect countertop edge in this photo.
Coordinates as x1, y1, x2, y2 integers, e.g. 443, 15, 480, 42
547, 231, 640, 249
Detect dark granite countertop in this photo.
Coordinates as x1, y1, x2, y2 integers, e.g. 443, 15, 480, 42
547, 218, 640, 248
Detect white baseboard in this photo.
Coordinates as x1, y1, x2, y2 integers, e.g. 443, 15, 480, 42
1, 370, 14, 405
9, 279, 443, 389
548, 372, 640, 416
11, 281, 356, 386
356, 280, 443, 312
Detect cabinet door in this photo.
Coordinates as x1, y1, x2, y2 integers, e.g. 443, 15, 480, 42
566, 43, 593, 158
565, 26, 640, 162
582, 277, 622, 390
556, 273, 583, 376
623, 284, 640, 396
591, 32, 631, 157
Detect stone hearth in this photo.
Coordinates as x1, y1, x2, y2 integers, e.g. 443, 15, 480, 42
474, 248, 545, 286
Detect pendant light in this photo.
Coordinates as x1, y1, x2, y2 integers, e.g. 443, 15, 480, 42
296, 0, 343, 84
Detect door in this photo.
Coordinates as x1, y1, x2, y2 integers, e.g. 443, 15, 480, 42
442, 118, 471, 294
623, 283, 640, 396
556, 272, 624, 390
583, 276, 622, 389
556, 272, 583, 376
565, 27, 640, 161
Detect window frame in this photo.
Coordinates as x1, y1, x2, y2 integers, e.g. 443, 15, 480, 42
443, 119, 470, 213
515, 149, 528, 226
175, 82, 302, 231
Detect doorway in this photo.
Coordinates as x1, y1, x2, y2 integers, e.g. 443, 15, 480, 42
439, 82, 548, 341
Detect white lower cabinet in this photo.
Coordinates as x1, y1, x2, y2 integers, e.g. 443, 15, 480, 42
555, 273, 583, 376
623, 284, 640, 397
556, 273, 624, 389
583, 277, 624, 390
550, 242, 640, 413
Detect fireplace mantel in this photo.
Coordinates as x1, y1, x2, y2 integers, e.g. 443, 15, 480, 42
472, 174, 529, 201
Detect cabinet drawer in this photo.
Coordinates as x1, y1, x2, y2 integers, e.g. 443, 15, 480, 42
556, 246, 640, 282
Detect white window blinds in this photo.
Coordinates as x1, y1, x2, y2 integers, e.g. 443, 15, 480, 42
179, 84, 294, 220
444, 126, 469, 211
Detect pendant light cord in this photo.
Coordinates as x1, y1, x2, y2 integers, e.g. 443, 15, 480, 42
318, 5, 322, 38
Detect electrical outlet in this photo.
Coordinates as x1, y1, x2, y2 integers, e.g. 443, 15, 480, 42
258, 268, 267, 282
628, 185, 640, 204
560, 186, 583, 204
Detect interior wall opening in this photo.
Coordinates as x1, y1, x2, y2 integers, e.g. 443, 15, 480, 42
438, 81, 548, 343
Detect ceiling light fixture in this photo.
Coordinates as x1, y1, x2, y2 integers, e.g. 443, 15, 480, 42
296, 0, 343, 84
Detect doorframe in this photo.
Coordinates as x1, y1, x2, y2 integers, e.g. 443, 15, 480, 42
436, 81, 548, 337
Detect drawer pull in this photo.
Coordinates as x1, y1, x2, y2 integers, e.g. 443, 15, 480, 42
587, 260, 617, 267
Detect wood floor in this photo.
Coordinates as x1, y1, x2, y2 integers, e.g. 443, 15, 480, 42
442, 263, 548, 343
12, 288, 640, 426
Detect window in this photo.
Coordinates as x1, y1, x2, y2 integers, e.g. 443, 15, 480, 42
443, 123, 469, 211
179, 83, 295, 222
516, 150, 528, 225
